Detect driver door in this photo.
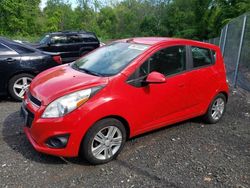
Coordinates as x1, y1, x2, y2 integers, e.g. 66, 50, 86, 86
126, 45, 189, 132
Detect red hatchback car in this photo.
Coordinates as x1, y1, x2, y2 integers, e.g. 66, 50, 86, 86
21, 37, 229, 164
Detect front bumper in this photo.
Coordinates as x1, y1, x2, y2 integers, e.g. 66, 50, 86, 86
20, 96, 91, 157
23, 127, 75, 157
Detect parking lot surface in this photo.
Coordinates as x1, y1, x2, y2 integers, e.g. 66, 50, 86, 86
0, 89, 249, 188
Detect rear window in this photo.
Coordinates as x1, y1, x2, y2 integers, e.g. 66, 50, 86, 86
191, 46, 214, 68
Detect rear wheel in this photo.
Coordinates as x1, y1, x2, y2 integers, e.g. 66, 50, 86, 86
8, 73, 34, 101
80, 118, 126, 165
203, 93, 227, 124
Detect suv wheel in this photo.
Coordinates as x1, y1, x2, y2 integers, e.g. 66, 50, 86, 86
8, 73, 34, 101
80, 118, 126, 165
203, 93, 227, 124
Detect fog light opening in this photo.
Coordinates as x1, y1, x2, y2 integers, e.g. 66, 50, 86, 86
46, 134, 69, 149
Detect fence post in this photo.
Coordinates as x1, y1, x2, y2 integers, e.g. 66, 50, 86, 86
233, 15, 247, 88
221, 24, 228, 56
219, 28, 223, 48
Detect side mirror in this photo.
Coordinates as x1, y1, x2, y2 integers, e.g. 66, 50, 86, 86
146, 71, 166, 84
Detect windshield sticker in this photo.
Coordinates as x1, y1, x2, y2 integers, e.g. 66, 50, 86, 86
128, 44, 148, 51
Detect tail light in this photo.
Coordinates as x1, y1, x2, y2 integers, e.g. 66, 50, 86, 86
53, 56, 62, 64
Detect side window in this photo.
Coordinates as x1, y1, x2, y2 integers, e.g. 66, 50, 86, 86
78, 34, 97, 42
191, 46, 213, 67
9, 44, 35, 54
0, 43, 17, 55
67, 34, 81, 43
139, 45, 186, 77
50, 35, 67, 44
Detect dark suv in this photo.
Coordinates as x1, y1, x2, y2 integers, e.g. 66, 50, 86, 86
35, 31, 100, 63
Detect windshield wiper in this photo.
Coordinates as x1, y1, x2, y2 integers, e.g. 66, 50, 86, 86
78, 68, 104, 76
71, 63, 112, 77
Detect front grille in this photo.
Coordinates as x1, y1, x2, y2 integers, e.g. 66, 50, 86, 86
28, 91, 41, 107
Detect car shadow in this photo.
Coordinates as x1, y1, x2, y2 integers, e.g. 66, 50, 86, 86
0, 95, 19, 102
2, 110, 204, 166
2, 111, 89, 165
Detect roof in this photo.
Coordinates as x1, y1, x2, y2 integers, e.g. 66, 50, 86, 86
120, 37, 173, 45
118, 37, 219, 49
48, 31, 95, 35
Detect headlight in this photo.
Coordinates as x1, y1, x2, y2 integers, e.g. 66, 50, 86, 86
42, 87, 102, 118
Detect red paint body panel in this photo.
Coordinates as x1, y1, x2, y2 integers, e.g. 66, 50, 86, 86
23, 37, 229, 157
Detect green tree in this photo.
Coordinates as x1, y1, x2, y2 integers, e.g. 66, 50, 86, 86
0, 0, 41, 36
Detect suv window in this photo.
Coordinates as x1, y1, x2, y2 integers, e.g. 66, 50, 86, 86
78, 34, 97, 42
0, 43, 17, 55
50, 35, 68, 44
65, 34, 98, 43
191, 46, 213, 67
139, 45, 186, 77
67, 34, 81, 43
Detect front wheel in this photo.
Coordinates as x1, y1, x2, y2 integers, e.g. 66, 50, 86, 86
80, 118, 127, 165
203, 93, 227, 124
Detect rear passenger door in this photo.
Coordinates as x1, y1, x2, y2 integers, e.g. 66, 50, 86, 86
187, 46, 219, 113
66, 34, 82, 60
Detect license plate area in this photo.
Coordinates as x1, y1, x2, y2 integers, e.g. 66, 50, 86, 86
20, 103, 34, 128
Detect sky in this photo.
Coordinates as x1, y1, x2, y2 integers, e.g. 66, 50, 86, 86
40, 0, 78, 10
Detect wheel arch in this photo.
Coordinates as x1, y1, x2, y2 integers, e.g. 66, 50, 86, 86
219, 91, 228, 102
99, 115, 131, 140
78, 114, 131, 157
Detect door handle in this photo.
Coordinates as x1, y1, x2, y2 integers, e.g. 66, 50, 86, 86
4, 58, 16, 62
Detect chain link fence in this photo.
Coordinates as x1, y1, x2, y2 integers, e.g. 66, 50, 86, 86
204, 12, 250, 91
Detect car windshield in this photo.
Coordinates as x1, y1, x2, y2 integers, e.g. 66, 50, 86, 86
39, 35, 50, 44
72, 42, 149, 76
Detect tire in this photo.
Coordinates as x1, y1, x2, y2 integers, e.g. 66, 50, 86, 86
80, 118, 127, 165
203, 93, 227, 124
8, 73, 34, 101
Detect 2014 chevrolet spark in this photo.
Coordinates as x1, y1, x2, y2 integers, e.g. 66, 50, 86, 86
21, 37, 229, 164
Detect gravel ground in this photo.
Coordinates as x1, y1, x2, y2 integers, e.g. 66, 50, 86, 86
0, 88, 249, 188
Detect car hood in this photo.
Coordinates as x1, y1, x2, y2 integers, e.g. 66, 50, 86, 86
29, 64, 109, 105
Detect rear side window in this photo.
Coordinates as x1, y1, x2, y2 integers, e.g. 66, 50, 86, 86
67, 34, 81, 43
0, 43, 17, 55
78, 34, 98, 42
9, 44, 35, 54
191, 46, 214, 68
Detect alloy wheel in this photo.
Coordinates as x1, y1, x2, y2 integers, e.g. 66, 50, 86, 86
91, 126, 122, 160
211, 97, 225, 121
13, 77, 32, 98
